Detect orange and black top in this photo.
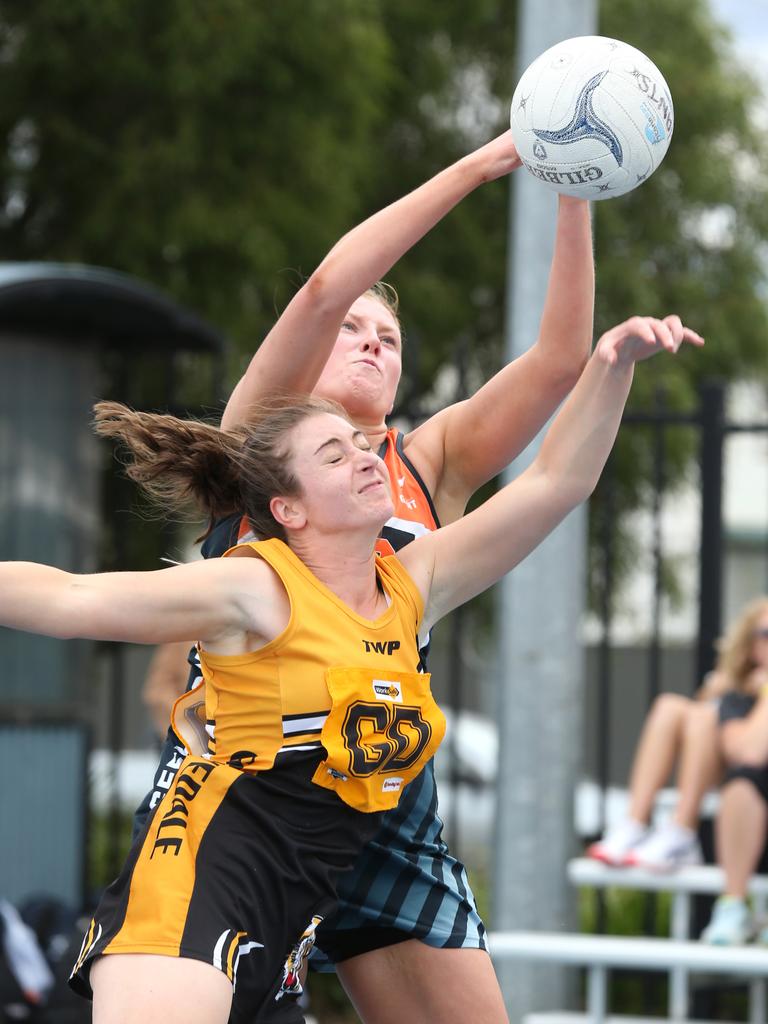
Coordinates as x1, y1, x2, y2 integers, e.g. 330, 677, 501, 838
375, 428, 440, 555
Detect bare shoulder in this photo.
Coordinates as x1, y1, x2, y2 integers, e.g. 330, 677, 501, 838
401, 414, 444, 482
214, 546, 285, 595
198, 548, 290, 647
174, 547, 288, 614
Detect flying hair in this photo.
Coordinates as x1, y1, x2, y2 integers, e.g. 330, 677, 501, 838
93, 395, 349, 542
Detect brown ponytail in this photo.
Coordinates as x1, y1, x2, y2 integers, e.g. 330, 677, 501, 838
93, 396, 348, 542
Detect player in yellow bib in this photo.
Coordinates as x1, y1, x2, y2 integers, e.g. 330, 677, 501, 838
133, 130, 592, 1024
0, 311, 701, 1024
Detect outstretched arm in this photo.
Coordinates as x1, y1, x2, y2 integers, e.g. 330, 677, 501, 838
0, 557, 276, 647
399, 315, 704, 630
406, 195, 594, 523
221, 133, 522, 430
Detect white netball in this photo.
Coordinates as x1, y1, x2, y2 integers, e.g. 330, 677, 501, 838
509, 35, 673, 200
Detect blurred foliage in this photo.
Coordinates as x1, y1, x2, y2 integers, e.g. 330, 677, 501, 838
88, 809, 133, 894
590, 0, 768, 607
1, 0, 767, 581
0, 0, 516, 405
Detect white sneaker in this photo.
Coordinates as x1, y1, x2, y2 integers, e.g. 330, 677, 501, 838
586, 819, 647, 867
701, 896, 752, 945
628, 822, 703, 872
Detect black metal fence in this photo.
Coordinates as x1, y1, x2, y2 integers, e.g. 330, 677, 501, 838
587, 378, 768, 1018
592, 379, 768, 802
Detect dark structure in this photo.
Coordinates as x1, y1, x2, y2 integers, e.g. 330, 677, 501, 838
0, 262, 225, 907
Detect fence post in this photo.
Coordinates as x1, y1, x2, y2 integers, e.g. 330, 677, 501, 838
696, 379, 726, 687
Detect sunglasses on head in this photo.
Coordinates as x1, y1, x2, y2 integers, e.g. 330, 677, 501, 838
754, 627, 768, 640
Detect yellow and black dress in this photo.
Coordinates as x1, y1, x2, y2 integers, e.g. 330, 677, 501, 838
70, 538, 445, 1019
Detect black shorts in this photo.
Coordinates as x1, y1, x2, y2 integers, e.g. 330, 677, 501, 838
724, 764, 768, 805
71, 752, 380, 1022
718, 693, 768, 804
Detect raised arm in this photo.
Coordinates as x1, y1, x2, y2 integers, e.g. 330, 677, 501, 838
399, 315, 704, 630
221, 133, 522, 430
0, 556, 278, 648
405, 194, 594, 523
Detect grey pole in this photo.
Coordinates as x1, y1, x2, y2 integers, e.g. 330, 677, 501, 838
492, 1, 597, 1020
0, 334, 100, 706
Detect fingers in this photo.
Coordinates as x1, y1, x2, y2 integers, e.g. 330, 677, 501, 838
622, 315, 658, 347
646, 317, 677, 352
657, 316, 705, 350
681, 326, 706, 347
662, 314, 683, 338
660, 314, 705, 351
596, 314, 704, 368
626, 314, 703, 351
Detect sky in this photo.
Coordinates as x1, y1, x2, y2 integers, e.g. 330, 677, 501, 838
709, 0, 768, 79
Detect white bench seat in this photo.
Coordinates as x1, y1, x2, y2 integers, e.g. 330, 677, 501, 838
564, 859, 768, 1020
523, 1014, 741, 1024
489, 931, 768, 974
568, 858, 768, 899
488, 931, 768, 1023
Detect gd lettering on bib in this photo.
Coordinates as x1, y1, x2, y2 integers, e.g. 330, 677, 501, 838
312, 666, 446, 813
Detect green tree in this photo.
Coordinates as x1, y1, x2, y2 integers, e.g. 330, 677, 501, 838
0, 0, 392, 359
591, 0, 768, 605
1, 0, 766, 565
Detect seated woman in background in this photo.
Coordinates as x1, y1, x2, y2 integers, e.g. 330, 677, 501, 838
588, 596, 768, 872
700, 598, 768, 945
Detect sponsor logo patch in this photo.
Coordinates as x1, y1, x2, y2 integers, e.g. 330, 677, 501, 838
373, 679, 403, 703
382, 777, 404, 793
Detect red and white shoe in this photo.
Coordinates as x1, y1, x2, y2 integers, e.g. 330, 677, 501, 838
586, 819, 647, 867
627, 822, 702, 872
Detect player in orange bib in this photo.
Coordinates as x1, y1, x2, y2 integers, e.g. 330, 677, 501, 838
0, 312, 702, 1024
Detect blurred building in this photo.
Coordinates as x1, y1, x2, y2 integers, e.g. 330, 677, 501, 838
0, 262, 225, 907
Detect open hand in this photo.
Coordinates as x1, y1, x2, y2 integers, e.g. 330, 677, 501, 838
596, 315, 704, 368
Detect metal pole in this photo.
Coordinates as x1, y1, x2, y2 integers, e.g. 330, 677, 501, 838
696, 380, 725, 687
492, 1, 597, 1020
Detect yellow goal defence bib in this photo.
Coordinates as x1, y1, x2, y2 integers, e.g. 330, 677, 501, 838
312, 666, 446, 813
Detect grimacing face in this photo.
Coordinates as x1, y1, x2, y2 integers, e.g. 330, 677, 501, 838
311, 295, 403, 422
272, 412, 394, 536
